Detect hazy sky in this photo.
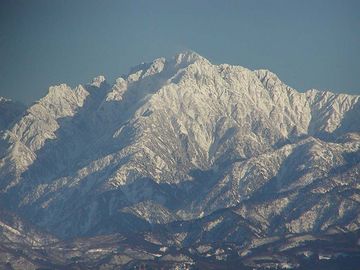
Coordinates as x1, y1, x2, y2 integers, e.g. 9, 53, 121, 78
1, 0, 359, 104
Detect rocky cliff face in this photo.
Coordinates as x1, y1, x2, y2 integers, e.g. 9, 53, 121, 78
0, 52, 359, 268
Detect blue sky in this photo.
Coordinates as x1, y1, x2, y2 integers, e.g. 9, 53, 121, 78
1, 0, 359, 104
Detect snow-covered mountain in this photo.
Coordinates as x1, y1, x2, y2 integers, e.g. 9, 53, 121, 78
0, 52, 359, 269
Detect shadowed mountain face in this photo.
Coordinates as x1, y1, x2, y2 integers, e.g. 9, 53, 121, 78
0, 52, 359, 269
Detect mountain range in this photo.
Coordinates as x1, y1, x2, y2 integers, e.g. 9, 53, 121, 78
0, 51, 359, 269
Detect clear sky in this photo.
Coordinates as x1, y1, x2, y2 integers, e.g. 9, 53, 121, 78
1, 0, 359, 104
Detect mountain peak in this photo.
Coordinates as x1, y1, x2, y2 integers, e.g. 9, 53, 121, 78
173, 50, 210, 66
254, 69, 282, 85
90, 75, 106, 87
46, 84, 72, 97
0, 96, 11, 103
